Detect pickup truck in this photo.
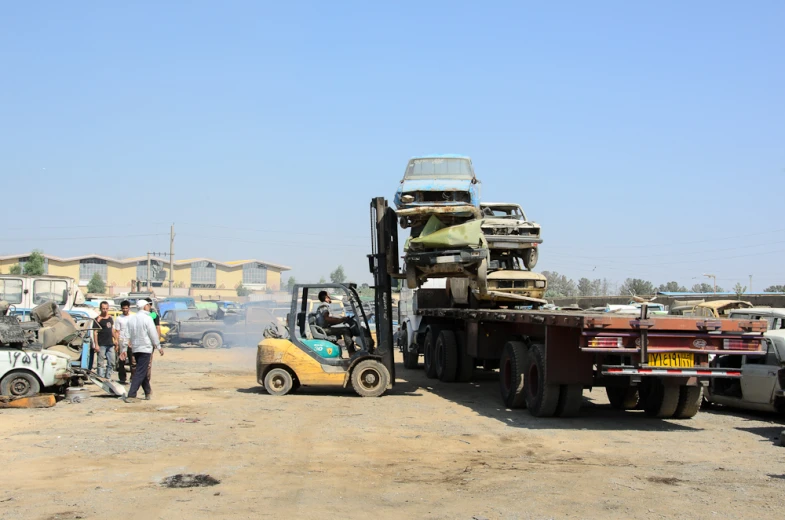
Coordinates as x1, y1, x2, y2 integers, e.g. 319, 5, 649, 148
164, 307, 278, 349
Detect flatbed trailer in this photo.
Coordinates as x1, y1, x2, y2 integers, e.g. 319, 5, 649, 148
369, 197, 767, 418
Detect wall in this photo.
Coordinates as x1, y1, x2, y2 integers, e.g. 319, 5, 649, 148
550, 294, 785, 309
267, 270, 282, 291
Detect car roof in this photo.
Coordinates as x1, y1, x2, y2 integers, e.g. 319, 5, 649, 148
481, 203, 520, 208
410, 154, 470, 160
729, 307, 785, 316
697, 300, 752, 309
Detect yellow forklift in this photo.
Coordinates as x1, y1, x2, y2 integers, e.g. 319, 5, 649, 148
256, 283, 394, 397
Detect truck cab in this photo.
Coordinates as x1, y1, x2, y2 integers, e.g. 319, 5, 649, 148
0, 274, 86, 317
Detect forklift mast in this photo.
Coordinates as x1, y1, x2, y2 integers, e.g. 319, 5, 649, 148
368, 197, 399, 385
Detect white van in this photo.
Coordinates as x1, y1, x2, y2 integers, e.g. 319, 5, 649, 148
0, 274, 87, 315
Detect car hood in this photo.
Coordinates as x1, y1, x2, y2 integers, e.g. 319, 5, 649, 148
408, 218, 487, 250
481, 217, 540, 228
399, 178, 473, 192
487, 270, 547, 281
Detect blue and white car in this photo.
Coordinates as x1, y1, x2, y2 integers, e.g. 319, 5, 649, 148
394, 155, 482, 230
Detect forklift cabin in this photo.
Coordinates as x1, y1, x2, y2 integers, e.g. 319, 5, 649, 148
256, 283, 391, 397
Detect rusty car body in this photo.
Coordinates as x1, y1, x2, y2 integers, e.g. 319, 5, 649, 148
479, 203, 542, 269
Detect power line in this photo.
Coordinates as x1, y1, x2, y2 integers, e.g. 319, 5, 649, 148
178, 233, 367, 250
546, 228, 785, 250
179, 222, 368, 240
546, 239, 785, 261
0, 233, 169, 242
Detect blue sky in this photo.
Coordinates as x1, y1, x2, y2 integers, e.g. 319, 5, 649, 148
2, 1, 783, 290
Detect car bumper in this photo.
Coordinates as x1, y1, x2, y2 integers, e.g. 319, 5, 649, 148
397, 204, 481, 219
406, 248, 488, 267
483, 235, 543, 249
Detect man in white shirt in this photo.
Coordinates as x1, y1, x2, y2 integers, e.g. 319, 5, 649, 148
122, 299, 163, 401
113, 300, 133, 384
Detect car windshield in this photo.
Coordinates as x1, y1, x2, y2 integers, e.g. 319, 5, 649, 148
484, 206, 524, 218
405, 158, 474, 180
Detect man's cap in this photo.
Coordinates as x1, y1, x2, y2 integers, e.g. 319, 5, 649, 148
136, 299, 150, 309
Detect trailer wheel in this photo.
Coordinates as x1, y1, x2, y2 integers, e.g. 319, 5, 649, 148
524, 343, 560, 417
0, 371, 41, 397
455, 332, 474, 383
202, 332, 223, 349
673, 385, 702, 419
606, 386, 639, 410
435, 330, 459, 382
499, 341, 528, 409
351, 360, 390, 398
401, 328, 419, 369
556, 384, 583, 417
642, 379, 680, 418
263, 368, 294, 396
423, 328, 438, 379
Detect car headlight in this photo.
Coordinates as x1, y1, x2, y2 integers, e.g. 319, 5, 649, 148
401, 194, 415, 203
535, 280, 546, 288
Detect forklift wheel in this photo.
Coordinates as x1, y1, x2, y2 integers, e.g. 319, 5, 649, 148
351, 360, 390, 398
264, 368, 294, 396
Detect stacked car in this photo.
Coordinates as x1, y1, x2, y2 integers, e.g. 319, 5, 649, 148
395, 155, 547, 307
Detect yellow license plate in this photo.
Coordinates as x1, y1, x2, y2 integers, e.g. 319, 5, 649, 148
648, 352, 694, 367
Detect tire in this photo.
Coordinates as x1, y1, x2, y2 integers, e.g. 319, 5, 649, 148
642, 379, 680, 418
673, 385, 702, 419
406, 264, 418, 289
401, 329, 419, 369
455, 332, 474, 383
556, 384, 583, 417
524, 343, 560, 417
202, 332, 223, 349
435, 330, 459, 382
423, 328, 438, 379
606, 386, 640, 410
499, 341, 528, 408
263, 368, 293, 396
523, 248, 538, 270
351, 360, 390, 397
0, 371, 41, 397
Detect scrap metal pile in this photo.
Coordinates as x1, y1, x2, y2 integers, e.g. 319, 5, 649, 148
394, 155, 547, 307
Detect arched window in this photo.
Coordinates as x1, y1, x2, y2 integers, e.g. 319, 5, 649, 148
242, 263, 267, 285
79, 258, 107, 284
191, 261, 216, 288
137, 260, 166, 286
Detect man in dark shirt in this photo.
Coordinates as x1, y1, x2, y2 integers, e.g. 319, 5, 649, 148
93, 301, 116, 379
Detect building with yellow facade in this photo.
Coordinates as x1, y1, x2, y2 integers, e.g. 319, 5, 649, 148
0, 253, 290, 297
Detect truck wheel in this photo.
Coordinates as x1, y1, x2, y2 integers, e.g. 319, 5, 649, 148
556, 384, 583, 417
0, 371, 41, 397
435, 330, 459, 382
455, 332, 474, 383
406, 265, 418, 289
673, 385, 702, 419
202, 332, 223, 349
402, 329, 419, 369
351, 360, 390, 397
263, 368, 293, 396
523, 248, 538, 270
606, 386, 639, 410
642, 379, 680, 418
499, 341, 528, 409
423, 328, 438, 379
524, 343, 560, 417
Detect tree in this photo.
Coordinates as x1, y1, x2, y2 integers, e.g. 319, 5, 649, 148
691, 283, 713, 293
9, 264, 21, 275
22, 250, 46, 275
733, 283, 746, 299
577, 278, 594, 297
619, 278, 655, 296
236, 283, 251, 297
541, 271, 578, 298
657, 281, 687, 293
286, 277, 297, 292
87, 273, 106, 294
764, 285, 785, 293
330, 265, 346, 284
319, 276, 326, 284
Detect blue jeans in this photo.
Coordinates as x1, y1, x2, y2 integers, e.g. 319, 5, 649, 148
97, 345, 116, 379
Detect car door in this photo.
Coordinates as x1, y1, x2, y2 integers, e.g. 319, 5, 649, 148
740, 339, 779, 404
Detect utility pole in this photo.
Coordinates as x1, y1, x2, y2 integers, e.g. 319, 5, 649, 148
147, 253, 151, 291
169, 224, 175, 296
146, 249, 174, 295
703, 273, 716, 294
749, 274, 752, 293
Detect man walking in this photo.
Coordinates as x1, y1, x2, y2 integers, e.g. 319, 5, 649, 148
113, 300, 133, 384
93, 301, 115, 379
122, 299, 163, 402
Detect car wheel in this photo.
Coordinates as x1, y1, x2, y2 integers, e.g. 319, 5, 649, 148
523, 248, 539, 270
202, 332, 223, 349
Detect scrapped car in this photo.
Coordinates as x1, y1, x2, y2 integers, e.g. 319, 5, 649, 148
394, 155, 482, 230
685, 300, 753, 318
404, 216, 488, 289
447, 251, 547, 307
479, 203, 542, 269
705, 329, 785, 414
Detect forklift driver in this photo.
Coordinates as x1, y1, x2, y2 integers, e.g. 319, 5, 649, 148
315, 291, 357, 355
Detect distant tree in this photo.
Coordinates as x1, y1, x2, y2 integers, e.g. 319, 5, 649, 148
577, 278, 594, 297
286, 277, 297, 292
9, 264, 21, 275
236, 283, 251, 297
23, 250, 46, 275
87, 273, 106, 294
319, 276, 326, 284
657, 281, 687, 293
330, 265, 346, 284
764, 285, 785, 293
619, 278, 655, 296
733, 283, 747, 299
690, 283, 714, 293
542, 271, 578, 298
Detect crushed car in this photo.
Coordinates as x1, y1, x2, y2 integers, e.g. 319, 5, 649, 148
447, 251, 547, 307
394, 155, 482, 230
479, 203, 542, 269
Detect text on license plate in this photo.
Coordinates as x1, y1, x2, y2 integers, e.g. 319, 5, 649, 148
648, 352, 694, 367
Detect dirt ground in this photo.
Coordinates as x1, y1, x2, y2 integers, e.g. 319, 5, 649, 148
1, 347, 784, 520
